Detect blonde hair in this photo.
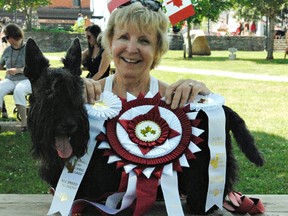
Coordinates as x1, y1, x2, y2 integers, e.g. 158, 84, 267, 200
102, 2, 169, 69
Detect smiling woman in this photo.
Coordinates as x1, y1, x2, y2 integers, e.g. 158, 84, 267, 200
97, 1, 210, 106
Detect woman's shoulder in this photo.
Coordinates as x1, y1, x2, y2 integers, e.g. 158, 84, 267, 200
156, 78, 168, 97
3, 45, 12, 53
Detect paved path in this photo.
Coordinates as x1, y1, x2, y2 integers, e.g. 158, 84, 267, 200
46, 55, 288, 83
0, 194, 287, 216
156, 66, 288, 82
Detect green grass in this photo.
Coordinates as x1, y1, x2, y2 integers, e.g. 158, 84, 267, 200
160, 50, 287, 76
0, 50, 287, 194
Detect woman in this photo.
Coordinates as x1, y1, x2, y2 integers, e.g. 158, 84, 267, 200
87, 1, 211, 108
76, 1, 211, 215
82, 24, 111, 80
0, 23, 32, 132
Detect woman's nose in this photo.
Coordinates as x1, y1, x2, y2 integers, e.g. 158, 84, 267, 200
126, 39, 138, 53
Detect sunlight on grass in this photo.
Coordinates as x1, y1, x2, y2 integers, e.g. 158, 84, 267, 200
160, 50, 287, 76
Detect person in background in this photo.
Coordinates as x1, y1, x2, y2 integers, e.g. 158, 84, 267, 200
82, 24, 111, 80
0, 23, 32, 132
77, 13, 84, 28
250, 21, 257, 35
1, 101, 8, 118
236, 22, 243, 35
243, 22, 250, 36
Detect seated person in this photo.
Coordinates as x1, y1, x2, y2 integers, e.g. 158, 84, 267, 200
0, 23, 31, 132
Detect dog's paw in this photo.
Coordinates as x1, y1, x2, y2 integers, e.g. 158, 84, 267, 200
253, 152, 265, 167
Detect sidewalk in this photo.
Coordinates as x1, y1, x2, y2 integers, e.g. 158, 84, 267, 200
0, 194, 287, 216
156, 66, 288, 82
46, 55, 288, 83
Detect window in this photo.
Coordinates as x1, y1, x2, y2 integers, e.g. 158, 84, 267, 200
73, 0, 80, 7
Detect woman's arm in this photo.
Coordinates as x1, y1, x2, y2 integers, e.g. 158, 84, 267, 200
91, 50, 111, 81
83, 78, 211, 109
81, 48, 89, 64
6, 67, 24, 75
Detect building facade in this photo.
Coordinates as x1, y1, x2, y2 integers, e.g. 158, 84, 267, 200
0, 0, 92, 30
37, 0, 92, 29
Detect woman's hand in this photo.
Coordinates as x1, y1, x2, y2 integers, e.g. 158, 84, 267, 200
83, 78, 102, 104
6, 68, 23, 75
165, 79, 211, 109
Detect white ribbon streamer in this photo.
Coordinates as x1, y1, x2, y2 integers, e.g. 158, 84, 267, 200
160, 170, 185, 216
47, 115, 105, 216
204, 107, 227, 211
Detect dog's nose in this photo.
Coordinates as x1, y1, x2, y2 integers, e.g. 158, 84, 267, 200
59, 120, 77, 133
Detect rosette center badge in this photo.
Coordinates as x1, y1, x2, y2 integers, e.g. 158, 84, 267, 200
135, 120, 161, 142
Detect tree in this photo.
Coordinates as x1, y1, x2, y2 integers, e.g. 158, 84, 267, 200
232, 0, 288, 59
185, 0, 233, 58
0, 0, 51, 31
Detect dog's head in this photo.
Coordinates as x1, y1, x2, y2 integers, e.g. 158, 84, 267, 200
24, 38, 89, 163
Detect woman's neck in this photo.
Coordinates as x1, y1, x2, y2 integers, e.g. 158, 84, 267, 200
112, 74, 150, 98
11, 39, 23, 49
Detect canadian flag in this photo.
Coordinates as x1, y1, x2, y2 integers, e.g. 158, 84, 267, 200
164, 0, 195, 25
106, 0, 130, 13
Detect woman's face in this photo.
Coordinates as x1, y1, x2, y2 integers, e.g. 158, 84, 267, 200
110, 24, 157, 81
85, 31, 96, 46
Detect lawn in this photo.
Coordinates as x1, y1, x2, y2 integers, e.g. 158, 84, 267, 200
0, 50, 287, 195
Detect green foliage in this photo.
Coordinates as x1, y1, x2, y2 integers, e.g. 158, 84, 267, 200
0, 0, 51, 31
189, 0, 233, 23
232, 0, 288, 18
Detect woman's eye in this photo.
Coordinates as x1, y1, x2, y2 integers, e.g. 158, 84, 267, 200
119, 35, 128, 40
139, 38, 150, 45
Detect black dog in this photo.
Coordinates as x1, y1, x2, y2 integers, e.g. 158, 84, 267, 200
25, 38, 264, 215
24, 38, 90, 187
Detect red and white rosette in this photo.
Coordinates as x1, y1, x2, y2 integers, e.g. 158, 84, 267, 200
93, 92, 209, 216
71, 92, 226, 216
86, 90, 122, 119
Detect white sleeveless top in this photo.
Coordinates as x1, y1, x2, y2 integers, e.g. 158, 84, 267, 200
104, 74, 159, 96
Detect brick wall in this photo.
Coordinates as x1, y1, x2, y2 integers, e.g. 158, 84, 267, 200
49, 0, 90, 8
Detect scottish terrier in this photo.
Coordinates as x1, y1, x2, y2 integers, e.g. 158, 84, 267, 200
24, 38, 90, 187
25, 38, 264, 215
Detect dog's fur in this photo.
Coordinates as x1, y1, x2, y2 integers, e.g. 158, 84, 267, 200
25, 38, 264, 215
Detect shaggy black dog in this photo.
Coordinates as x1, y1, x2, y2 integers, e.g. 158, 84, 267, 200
24, 38, 90, 187
25, 38, 264, 215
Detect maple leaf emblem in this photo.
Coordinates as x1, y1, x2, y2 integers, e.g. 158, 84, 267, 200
140, 126, 156, 137
167, 0, 183, 7
210, 154, 219, 169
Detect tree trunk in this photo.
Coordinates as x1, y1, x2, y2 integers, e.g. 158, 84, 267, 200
187, 21, 193, 58
25, 7, 33, 31
266, 17, 275, 60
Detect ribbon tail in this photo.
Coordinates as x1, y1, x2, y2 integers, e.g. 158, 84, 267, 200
160, 171, 185, 216
133, 174, 159, 216
204, 107, 226, 212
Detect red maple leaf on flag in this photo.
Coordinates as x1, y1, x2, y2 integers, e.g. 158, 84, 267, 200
167, 0, 183, 7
